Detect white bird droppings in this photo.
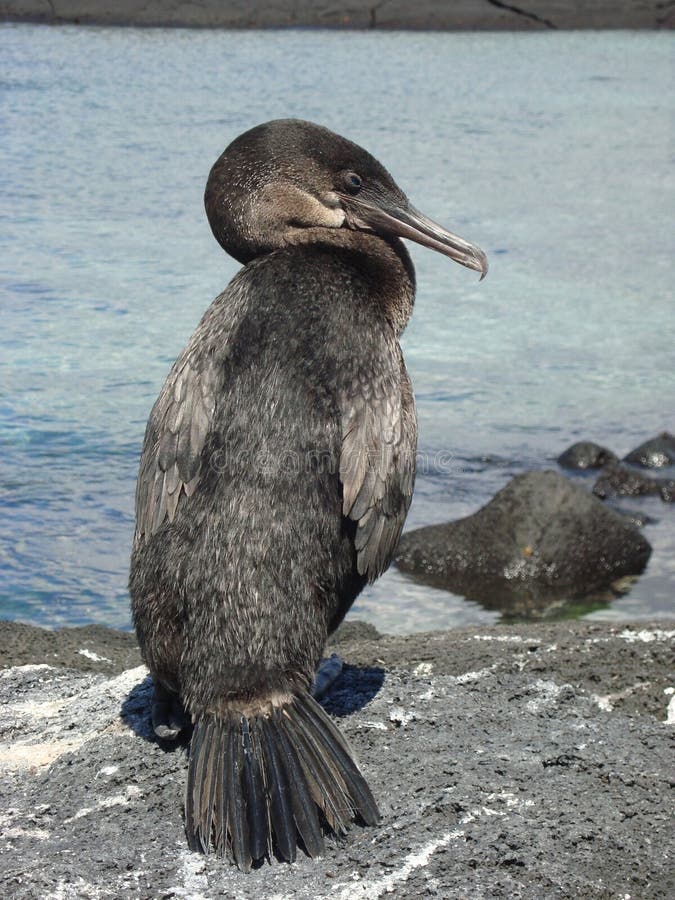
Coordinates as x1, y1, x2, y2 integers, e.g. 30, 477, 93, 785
665, 691, 675, 726
334, 831, 457, 900
78, 648, 112, 663
618, 628, 675, 644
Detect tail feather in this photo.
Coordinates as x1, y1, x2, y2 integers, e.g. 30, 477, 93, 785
295, 696, 380, 827
185, 715, 212, 852
241, 717, 268, 861
272, 708, 324, 857
200, 720, 220, 851
227, 723, 252, 871
213, 734, 226, 852
280, 702, 353, 834
184, 692, 380, 869
259, 716, 297, 862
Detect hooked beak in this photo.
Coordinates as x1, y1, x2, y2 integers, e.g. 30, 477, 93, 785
344, 196, 488, 280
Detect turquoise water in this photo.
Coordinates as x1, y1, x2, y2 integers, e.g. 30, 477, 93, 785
1, 25, 673, 632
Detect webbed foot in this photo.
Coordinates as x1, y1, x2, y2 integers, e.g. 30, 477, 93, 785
311, 653, 344, 700
151, 682, 189, 740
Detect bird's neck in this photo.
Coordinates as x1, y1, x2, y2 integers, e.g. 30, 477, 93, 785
286, 229, 416, 336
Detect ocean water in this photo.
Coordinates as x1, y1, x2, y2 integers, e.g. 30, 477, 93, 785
0, 24, 673, 633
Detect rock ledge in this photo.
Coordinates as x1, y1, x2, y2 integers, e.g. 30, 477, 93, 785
1, 619, 673, 898
0, 0, 673, 29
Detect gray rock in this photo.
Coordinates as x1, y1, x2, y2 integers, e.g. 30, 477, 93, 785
1, 619, 674, 898
0, 621, 140, 675
624, 431, 675, 468
0, 0, 672, 29
557, 440, 617, 470
329, 619, 382, 644
395, 471, 652, 612
594, 462, 675, 503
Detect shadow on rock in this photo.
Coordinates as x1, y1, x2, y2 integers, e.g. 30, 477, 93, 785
121, 674, 191, 749
395, 470, 651, 620
318, 664, 385, 717
119, 666, 383, 739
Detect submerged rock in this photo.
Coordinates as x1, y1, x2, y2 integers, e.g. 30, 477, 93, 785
557, 440, 617, 470
593, 462, 675, 502
613, 506, 657, 529
623, 431, 675, 468
395, 471, 652, 609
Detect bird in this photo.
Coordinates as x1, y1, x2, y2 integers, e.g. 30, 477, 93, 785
129, 118, 487, 871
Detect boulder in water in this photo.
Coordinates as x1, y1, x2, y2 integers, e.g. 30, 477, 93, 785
593, 462, 674, 503
395, 470, 652, 609
623, 432, 675, 469
557, 441, 617, 470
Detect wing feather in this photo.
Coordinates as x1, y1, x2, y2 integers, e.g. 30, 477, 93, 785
133, 280, 248, 542
135, 353, 217, 542
339, 344, 416, 581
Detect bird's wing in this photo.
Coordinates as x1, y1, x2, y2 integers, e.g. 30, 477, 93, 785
134, 351, 218, 542
340, 345, 416, 581
134, 283, 247, 543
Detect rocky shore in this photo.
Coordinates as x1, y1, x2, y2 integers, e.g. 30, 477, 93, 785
1, 434, 672, 895
1, 618, 674, 898
1, 0, 673, 29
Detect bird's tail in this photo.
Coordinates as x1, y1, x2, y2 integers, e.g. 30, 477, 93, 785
185, 691, 380, 871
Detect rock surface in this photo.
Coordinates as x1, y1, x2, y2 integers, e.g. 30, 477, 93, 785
593, 462, 675, 503
0, 0, 673, 29
1, 618, 674, 898
557, 441, 617, 470
395, 470, 652, 613
624, 431, 675, 469
0, 621, 142, 674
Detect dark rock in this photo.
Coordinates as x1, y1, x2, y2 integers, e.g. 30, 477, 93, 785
0, 620, 141, 674
557, 440, 618, 470
593, 462, 675, 502
623, 431, 675, 468
0, 619, 673, 898
395, 471, 652, 611
0, 0, 671, 29
329, 619, 381, 644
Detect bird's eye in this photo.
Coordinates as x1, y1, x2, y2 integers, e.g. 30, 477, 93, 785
343, 172, 362, 195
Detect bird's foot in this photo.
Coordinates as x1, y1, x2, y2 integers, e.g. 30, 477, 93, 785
311, 653, 344, 700
151, 682, 189, 740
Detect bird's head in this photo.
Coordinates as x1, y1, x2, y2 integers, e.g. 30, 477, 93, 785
205, 118, 487, 279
